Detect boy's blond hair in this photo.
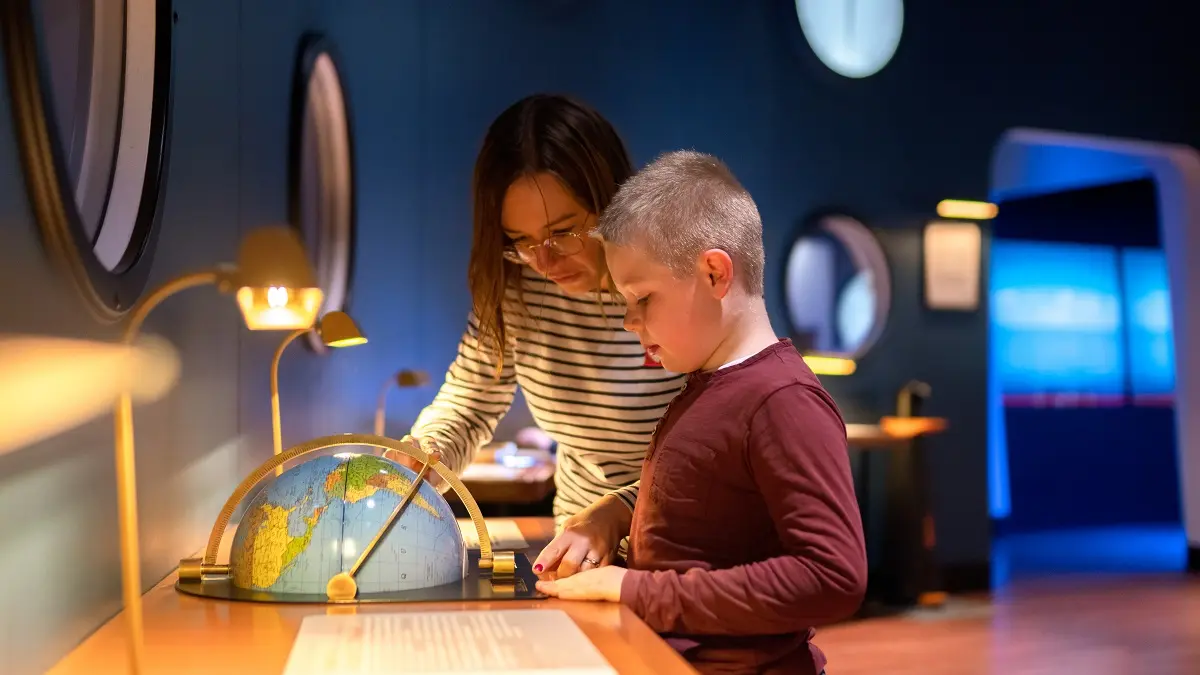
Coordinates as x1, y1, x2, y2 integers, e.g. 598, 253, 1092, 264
594, 150, 765, 297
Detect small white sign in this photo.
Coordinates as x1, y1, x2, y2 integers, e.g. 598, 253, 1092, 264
923, 221, 982, 311
458, 518, 529, 550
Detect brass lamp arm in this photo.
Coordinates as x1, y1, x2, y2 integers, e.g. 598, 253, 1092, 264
374, 379, 391, 436
270, 328, 308, 464
374, 370, 430, 436
120, 270, 224, 344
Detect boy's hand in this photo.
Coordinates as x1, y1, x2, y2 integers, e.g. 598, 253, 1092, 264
536, 566, 626, 602
533, 495, 631, 579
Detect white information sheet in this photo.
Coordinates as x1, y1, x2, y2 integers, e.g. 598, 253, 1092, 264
282, 609, 616, 675
457, 518, 528, 550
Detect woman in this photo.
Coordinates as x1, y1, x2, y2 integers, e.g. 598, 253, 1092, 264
407, 94, 686, 573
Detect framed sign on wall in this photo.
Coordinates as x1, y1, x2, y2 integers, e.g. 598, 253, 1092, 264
923, 220, 982, 311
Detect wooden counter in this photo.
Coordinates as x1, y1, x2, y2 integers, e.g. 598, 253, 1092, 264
50, 518, 697, 675
846, 416, 947, 449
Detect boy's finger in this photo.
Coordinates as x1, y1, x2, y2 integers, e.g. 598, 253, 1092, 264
554, 576, 596, 601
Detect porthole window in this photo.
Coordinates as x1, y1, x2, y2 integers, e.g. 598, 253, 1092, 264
3, 0, 173, 318
783, 213, 892, 361
290, 35, 356, 354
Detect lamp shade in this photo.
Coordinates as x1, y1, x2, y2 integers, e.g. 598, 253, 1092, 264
395, 369, 430, 387
0, 334, 181, 456
232, 227, 324, 330
317, 311, 367, 348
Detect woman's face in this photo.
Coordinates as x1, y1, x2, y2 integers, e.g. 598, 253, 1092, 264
501, 173, 605, 296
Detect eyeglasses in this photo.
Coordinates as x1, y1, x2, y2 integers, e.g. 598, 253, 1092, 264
502, 231, 587, 265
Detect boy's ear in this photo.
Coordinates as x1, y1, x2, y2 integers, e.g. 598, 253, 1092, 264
699, 249, 735, 299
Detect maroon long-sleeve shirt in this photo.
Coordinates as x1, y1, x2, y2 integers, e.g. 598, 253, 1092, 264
620, 339, 867, 674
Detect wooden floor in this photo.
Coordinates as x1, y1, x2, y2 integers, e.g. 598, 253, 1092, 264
815, 574, 1200, 674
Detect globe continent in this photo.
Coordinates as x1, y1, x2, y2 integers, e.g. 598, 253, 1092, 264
229, 453, 466, 595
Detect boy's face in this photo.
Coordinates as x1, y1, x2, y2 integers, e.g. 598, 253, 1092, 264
604, 240, 729, 373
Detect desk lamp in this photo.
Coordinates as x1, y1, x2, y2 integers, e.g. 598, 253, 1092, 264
113, 225, 321, 674
270, 310, 367, 475
373, 368, 430, 435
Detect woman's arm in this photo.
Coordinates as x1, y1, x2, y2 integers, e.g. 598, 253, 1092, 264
606, 480, 640, 512
410, 313, 518, 474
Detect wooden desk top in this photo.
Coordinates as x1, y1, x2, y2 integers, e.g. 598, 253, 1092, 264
49, 518, 696, 675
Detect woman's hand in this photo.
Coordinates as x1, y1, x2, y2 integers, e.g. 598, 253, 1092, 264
383, 436, 449, 493
536, 566, 626, 602
533, 495, 632, 579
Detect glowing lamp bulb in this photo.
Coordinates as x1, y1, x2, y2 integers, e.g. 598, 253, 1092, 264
267, 286, 289, 309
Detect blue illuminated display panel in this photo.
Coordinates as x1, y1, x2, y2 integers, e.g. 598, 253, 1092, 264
991, 241, 1126, 405
1121, 248, 1174, 403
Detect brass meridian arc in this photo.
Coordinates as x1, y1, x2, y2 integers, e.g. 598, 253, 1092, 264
180, 433, 495, 579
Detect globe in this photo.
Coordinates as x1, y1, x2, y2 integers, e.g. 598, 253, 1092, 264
229, 453, 466, 596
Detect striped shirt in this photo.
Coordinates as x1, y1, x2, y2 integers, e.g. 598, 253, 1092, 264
411, 268, 687, 527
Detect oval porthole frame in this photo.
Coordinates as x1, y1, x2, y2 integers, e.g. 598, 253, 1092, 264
1, 0, 174, 320
781, 211, 893, 363
288, 33, 357, 355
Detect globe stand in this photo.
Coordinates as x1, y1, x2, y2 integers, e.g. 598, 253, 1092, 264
176, 549, 538, 604
177, 433, 538, 603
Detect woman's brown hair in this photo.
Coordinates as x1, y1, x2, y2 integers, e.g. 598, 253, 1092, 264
469, 94, 634, 375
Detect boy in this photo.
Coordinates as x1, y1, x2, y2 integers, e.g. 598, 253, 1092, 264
535, 151, 867, 674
